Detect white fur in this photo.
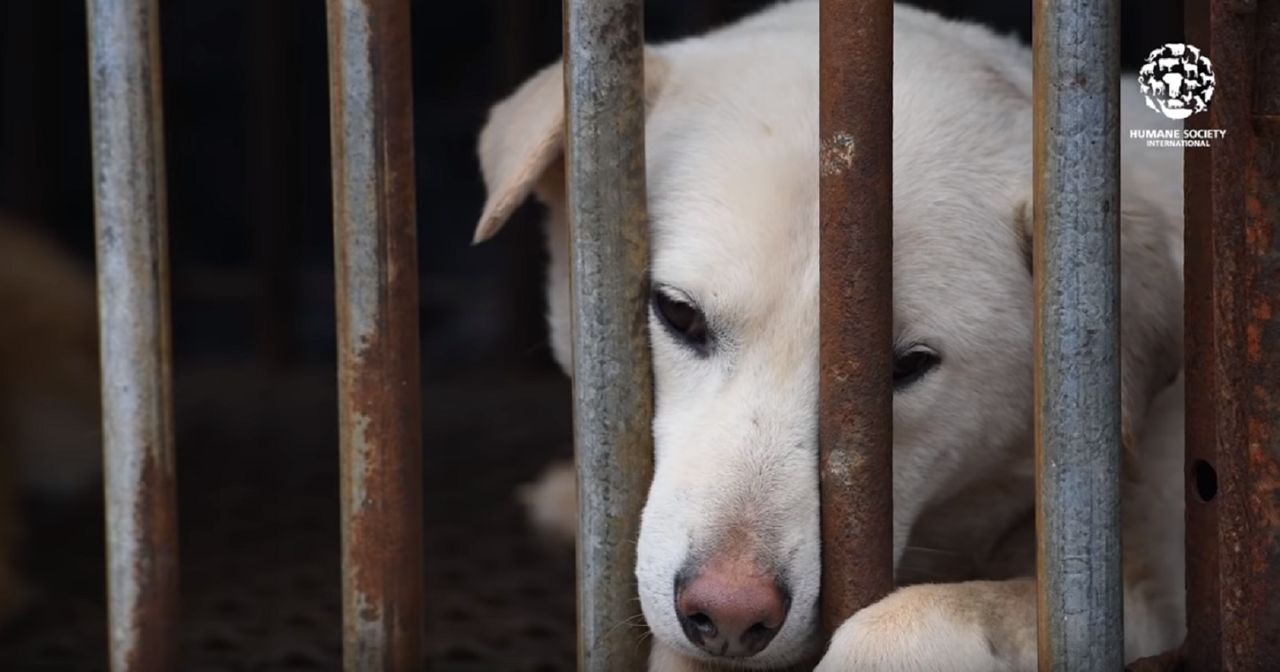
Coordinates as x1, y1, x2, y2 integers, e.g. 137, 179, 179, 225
476, 2, 1186, 669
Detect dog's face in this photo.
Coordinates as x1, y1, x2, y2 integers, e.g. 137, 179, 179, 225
475, 4, 1181, 668
632, 41, 1042, 667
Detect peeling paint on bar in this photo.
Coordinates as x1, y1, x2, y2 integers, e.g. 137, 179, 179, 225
562, 0, 654, 669
325, 1, 425, 670
86, 0, 179, 669
818, 0, 895, 637
1032, 0, 1124, 669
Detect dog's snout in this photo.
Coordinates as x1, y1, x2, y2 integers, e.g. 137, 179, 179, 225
674, 559, 789, 658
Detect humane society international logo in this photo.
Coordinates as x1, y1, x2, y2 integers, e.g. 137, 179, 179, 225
1129, 43, 1225, 148
1138, 43, 1215, 119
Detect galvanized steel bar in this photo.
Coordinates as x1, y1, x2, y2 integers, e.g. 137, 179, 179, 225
85, 0, 179, 670
1031, 0, 1123, 669
1183, 0, 1280, 669
325, 1, 424, 669
817, 0, 895, 636
562, 0, 654, 669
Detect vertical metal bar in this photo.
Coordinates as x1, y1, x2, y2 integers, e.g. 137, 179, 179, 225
561, 0, 654, 669
1183, 0, 1280, 669
817, 0, 895, 636
325, 1, 424, 670
1032, 0, 1123, 669
86, 0, 178, 670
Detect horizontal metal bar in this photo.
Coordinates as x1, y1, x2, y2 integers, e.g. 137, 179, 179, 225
85, 0, 179, 669
562, 0, 654, 668
1032, 0, 1124, 669
817, 0, 896, 636
325, 1, 425, 669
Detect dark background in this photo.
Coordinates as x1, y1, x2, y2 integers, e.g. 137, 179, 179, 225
0, 1, 1182, 670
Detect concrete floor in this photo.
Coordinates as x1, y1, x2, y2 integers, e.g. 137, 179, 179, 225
0, 365, 576, 671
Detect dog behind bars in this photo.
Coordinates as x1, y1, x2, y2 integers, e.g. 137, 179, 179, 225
475, 1, 1186, 669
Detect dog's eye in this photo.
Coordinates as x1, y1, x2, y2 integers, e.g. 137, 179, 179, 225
893, 346, 939, 389
652, 287, 709, 351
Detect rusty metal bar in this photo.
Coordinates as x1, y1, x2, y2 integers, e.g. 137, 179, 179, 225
561, 0, 654, 669
325, 1, 424, 670
817, 0, 895, 636
1032, 0, 1123, 669
85, 0, 179, 670
1183, 0, 1280, 669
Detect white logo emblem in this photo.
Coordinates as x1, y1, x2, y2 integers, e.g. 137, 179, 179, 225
1138, 43, 1215, 120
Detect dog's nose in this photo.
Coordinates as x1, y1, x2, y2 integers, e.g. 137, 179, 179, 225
674, 561, 789, 658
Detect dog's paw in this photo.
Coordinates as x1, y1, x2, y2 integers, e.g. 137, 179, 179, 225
814, 583, 1034, 672
517, 460, 576, 544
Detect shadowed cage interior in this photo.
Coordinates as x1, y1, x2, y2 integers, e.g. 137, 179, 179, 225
0, 368, 576, 671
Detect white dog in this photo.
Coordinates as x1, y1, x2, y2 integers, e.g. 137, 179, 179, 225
475, 2, 1186, 669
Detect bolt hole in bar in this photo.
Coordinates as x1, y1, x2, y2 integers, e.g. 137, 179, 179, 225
325, 0, 425, 670
86, 0, 180, 670
1191, 460, 1217, 503
817, 0, 896, 638
1032, 0, 1124, 670
561, 0, 655, 670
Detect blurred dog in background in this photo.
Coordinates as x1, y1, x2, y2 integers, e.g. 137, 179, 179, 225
0, 217, 101, 623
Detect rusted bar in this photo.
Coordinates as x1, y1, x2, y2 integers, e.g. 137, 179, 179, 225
1183, 0, 1280, 669
85, 0, 179, 669
561, 0, 654, 669
817, 0, 895, 635
325, 1, 424, 670
1032, 0, 1123, 669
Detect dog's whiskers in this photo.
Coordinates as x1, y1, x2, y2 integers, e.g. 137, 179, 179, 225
603, 611, 650, 641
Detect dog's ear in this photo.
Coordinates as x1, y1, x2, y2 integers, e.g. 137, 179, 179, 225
473, 61, 564, 244
1018, 192, 1182, 457
473, 52, 670, 244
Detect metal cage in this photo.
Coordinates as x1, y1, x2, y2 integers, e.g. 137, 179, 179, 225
83, 0, 1278, 670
